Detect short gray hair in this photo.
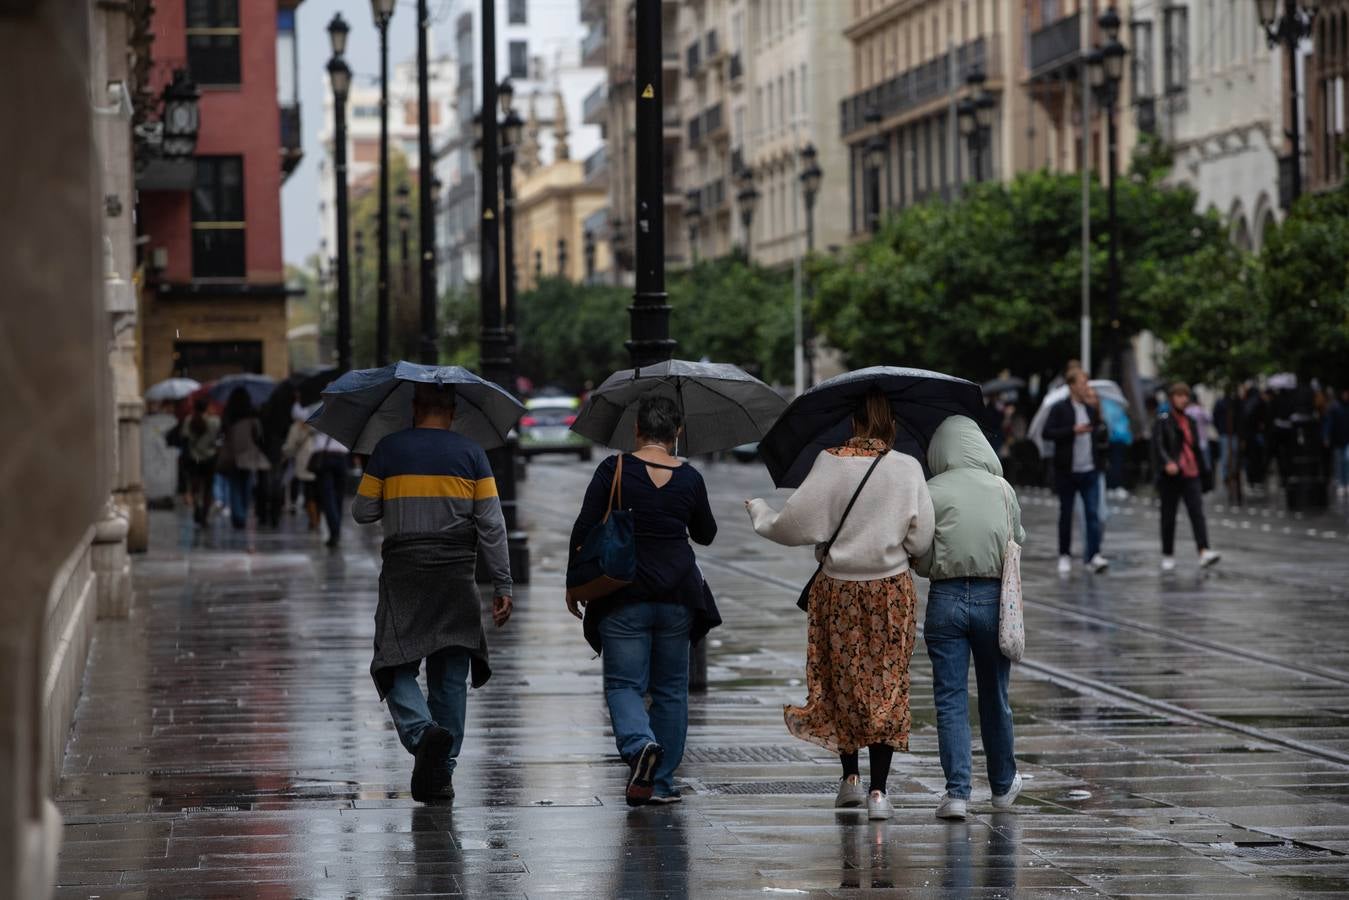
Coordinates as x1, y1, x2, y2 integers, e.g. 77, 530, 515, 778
636, 395, 682, 444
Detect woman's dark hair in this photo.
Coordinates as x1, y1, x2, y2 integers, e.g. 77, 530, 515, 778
852, 386, 896, 447
223, 386, 255, 426
635, 395, 682, 445
190, 396, 210, 437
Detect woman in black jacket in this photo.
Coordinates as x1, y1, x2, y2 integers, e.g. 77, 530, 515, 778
1153, 383, 1222, 572
566, 395, 719, 807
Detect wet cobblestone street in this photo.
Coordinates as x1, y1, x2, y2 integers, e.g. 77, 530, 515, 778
54, 458, 1349, 898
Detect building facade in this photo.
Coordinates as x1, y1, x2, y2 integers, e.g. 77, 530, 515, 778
1308, 0, 1347, 194
514, 156, 611, 290
136, 0, 304, 382
437, 0, 606, 292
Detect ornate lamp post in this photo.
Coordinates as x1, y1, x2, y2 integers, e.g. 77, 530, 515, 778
583, 229, 596, 283
798, 143, 822, 388
609, 216, 624, 286
1088, 7, 1128, 382
863, 108, 886, 233
326, 13, 352, 372
354, 227, 366, 339
370, 0, 396, 366
736, 167, 759, 259
684, 188, 703, 265
957, 68, 995, 183
396, 181, 412, 297
499, 82, 523, 333
160, 69, 201, 158
415, 0, 436, 364
1256, 0, 1319, 206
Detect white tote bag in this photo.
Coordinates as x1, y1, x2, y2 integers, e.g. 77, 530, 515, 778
997, 480, 1025, 662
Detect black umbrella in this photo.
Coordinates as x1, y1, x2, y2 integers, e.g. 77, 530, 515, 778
571, 359, 788, 455
289, 366, 339, 406
308, 362, 525, 455
759, 366, 984, 488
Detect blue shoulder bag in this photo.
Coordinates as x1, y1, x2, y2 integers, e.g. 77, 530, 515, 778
567, 454, 636, 602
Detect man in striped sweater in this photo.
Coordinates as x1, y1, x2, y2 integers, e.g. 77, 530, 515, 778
353, 382, 513, 802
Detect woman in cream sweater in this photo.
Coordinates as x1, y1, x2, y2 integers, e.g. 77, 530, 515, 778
745, 387, 934, 820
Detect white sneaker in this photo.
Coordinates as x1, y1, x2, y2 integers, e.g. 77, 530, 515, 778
1161, 556, 1177, 572
834, 776, 865, 809
935, 794, 967, 820
1199, 549, 1222, 568
1088, 554, 1110, 573
991, 772, 1023, 810
867, 790, 893, 821
1057, 555, 1072, 576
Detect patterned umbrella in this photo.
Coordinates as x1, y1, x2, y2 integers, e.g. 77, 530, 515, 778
570, 359, 787, 455
758, 366, 984, 488
307, 361, 525, 455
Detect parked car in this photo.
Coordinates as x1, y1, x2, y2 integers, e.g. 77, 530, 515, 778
519, 397, 593, 461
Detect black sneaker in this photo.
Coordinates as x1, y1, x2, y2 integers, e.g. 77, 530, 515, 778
626, 742, 663, 807
411, 726, 453, 803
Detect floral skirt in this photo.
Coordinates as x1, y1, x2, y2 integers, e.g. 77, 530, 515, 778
784, 571, 918, 754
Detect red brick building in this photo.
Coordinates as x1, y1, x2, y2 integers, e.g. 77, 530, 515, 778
137, 0, 304, 382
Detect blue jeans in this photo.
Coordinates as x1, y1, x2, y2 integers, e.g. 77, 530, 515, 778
226, 470, 254, 529
384, 648, 470, 772
924, 577, 1016, 800
1336, 445, 1349, 488
599, 602, 692, 797
1056, 470, 1102, 559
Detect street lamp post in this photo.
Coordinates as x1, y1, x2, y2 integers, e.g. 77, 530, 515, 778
583, 229, 596, 283
609, 217, 623, 286
684, 188, 702, 265
397, 181, 411, 297
326, 14, 352, 373
736, 167, 759, 259
799, 143, 822, 389
354, 228, 366, 339
416, 0, 436, 364
1089, 8, 1128, 382
371, 0, 396, 367
1256, 0, 1319, 206
957, 68, 995, 183
499, 82, 523, 336
864, 109, 885, 234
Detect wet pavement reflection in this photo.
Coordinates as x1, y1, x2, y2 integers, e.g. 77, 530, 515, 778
54, 457, 1349, 897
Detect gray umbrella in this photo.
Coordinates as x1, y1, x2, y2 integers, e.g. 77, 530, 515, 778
308, 362, 525, 455
571, 359, 788, 455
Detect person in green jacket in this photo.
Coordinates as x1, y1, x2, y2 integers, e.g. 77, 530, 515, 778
914, 415, 1025, 821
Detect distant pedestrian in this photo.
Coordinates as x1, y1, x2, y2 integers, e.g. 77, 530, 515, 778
1043, 369, 1109, 575
178, 396, 220, 527
1326, 387, 1349, 498
1213, 388, 1245, 495
218, 387, 270, 530
257, 382, 298, 528
282, 408, 320, 531
913, 415, 1023, 821
310, 431, 349, 548
352, 382, 513, 803
1243, 388, 1270, 488
1153, 382, 1222, 572
567, 395, 720, 807
746, 387, 934, 822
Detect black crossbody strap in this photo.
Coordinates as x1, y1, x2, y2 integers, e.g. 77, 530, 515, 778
819, 451, 887, 558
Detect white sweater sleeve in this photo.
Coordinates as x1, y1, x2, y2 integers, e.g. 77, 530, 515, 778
746, 453, 836, 547
904, 466, 936, 560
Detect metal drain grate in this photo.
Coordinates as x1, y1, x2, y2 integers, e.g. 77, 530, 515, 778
700, 780, 838, 796
1211, 841, 1339, 861
683, 745, 812, 763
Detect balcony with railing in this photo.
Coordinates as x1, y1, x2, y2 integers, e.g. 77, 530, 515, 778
663, 106, 682, 140
688, 114, 703, 147
699, 177, 727, 212
685, 42, 701, 77
702, 102, 725, 141
704, 29, 721, 61
1029, 12, 1081, 79
582, 83, 607, 125
583, 145, 608, 185
729, 51, 743, 82
839, 36, 995, 138
581, 21, 606, 67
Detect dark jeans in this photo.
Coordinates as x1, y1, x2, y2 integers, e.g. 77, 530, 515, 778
1056, 470, 1102, 559
1106, 443, 1127, 489
185, 458, 215, 525
312, 452, 346, 542
255, 466, 286, 528
924, 577, 1016, 799
1159, 475, 1209, 555
384, 648, 470, 771
225, 470, 254, 529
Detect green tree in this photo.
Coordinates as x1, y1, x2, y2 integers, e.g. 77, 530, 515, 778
347, 151, 422, 367
1155, 245, 1268, 388
1257, 179, 1349, 386
667, 256, 795, 384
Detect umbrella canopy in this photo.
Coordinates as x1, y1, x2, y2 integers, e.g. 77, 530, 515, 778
308, 361, 525, 455
982, 376, 1026, 396
202, 373, 277, 409
145, 377, 200, 403
1027, 379, 1126, 457
289, 365, 339, 406
759, 366, 984, 488
570, 359, 787, 455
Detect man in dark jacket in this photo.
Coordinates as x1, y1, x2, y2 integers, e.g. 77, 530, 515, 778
1153, 382, 1222, 572
1043, 369, 1110, 575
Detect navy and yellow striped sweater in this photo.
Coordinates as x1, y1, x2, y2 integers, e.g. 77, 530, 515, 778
352, 427, 512, 597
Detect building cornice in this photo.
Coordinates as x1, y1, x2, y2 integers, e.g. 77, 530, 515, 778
844, 0, 930, 41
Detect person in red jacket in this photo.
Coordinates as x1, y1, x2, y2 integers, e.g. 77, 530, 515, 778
1152, 383, 1222, 572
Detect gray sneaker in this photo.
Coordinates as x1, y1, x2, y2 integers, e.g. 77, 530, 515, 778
834, 776, 865, 809
867, 790, 893, 821
991, 772, 1023, 810
936, 794, 968, 820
